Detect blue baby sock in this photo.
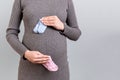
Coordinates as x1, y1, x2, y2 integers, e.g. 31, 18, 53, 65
33, 20, 47, 33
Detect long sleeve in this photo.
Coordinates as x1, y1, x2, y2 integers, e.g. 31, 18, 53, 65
60, 0, 81, 41
6, 0, 28, 57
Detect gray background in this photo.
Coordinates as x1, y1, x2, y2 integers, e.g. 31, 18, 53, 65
0, 0, 120, 80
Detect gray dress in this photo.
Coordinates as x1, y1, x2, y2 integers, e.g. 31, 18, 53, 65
6, 0, 81, 80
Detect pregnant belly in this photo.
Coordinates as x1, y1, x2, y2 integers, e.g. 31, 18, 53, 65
22, 27, 67, 58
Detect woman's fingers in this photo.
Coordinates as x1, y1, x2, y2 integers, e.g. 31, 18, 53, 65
41, 16, 57, 27
25, 50, 50, 64
31, 57, 49, 64
35, 54, 50, 58
35, 56, 50, 60
33, 54, 50, 64
41, 21, 55, 26
33, 58, 49, 62
40, 15, 64, 30
35, 60, 48, 64
41, 16, 57, 21
33, 57, 50, 64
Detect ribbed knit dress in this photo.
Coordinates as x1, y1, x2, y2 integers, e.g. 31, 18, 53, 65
6, 0, 81, 80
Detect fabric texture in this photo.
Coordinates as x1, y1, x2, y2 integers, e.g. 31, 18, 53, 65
6, 0, 81, 80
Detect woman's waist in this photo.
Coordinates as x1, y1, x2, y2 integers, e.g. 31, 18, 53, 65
22, 32, 67, 53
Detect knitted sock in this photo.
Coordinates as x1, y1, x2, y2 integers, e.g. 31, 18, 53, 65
33, 20, 47, 33
42, 56, 58, 71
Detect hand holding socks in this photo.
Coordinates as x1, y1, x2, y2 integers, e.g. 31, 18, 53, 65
43, 56, 59, 71
33, 19, 58, 71
33, 20, 47, 33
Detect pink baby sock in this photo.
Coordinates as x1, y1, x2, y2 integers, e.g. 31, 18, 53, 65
42, 56, 58, 71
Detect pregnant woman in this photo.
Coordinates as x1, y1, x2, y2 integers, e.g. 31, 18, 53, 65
6, 0, 81, 80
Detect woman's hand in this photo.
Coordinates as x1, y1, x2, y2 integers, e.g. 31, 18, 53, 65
40, 16, 64, 30
24, 50, 50, 64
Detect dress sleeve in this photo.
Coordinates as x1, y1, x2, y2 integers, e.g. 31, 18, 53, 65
60, 0, 82, 41
6, 0, 28, 57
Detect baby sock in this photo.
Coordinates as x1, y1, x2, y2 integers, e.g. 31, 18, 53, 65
42, 56, 59, 71
33, 19, 47, 33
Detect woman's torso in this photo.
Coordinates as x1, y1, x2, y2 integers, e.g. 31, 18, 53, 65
21, 0, 69, 60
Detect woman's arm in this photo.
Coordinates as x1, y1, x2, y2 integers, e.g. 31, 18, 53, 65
60, 0, 82, 41
6, 0, 28, 57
